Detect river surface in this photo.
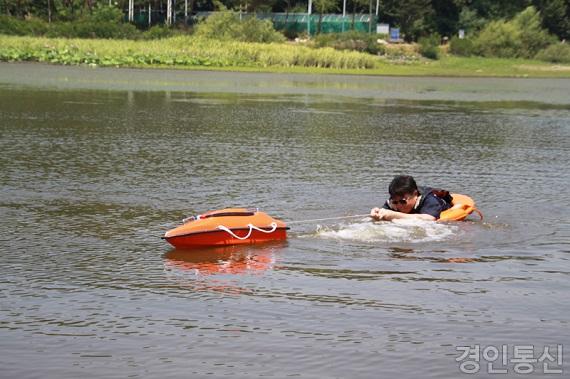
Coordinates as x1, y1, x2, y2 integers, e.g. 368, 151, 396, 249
1, 63, 569, 378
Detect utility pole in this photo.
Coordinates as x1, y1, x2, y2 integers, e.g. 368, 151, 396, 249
185, 0, 188, 25
166, 0, 172, 25
128, 0, 134, 22
307, 0, 312, 37
369, 0, 372, 33
342, 0, 346, 32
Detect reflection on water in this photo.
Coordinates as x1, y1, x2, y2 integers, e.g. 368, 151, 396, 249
2, 62, 570, 104
1, 65, 570, 378
163, 244, 281, 276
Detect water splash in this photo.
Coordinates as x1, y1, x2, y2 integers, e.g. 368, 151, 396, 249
316, 219, 459, 243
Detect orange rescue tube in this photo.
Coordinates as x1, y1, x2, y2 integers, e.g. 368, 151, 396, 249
438, 193, 483, 222
163, 208, 288, 249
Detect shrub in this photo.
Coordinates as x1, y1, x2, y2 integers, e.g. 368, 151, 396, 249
282, 28, 299, 40
88, 4, 124, 24
23, 17, 49, 36
44, 4, 139, 40
46, 21, 139, 39
473, 6, 556, 59
0, 15, 48, 36
142, 25, 174, 40
418, 34, 440, 59
449, 36, 474, 56
0, 8, 138, 40
81, 21, 139, 39
58, 4, 139, 39
313, 31, 381, 55
45, 22, 79, 38
535, 42, 570, 63
473, 19, 521, 58
195, 12, 285, 43
240, 16, 285, 43
0, 15, 27, 35
512, 6, 557, 58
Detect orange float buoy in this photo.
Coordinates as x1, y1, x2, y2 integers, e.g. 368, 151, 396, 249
438, 193, 483, 222
163, 208, 288, 249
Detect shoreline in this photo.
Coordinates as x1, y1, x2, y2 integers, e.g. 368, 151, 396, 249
4, 56, 570, 79
3, 59, 570, 81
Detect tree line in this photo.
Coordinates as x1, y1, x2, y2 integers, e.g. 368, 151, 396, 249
1, 0, 569, 41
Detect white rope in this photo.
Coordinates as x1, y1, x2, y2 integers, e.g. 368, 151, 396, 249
287, 214, 370, 224
217, 222, 278, 240
250, 222, 278, 234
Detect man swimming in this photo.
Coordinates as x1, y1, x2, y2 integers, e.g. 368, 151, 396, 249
370, 175, 452, 221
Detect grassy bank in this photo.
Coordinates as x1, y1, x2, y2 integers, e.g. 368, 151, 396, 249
376, 55, 570, 78
1, 35, 570, 77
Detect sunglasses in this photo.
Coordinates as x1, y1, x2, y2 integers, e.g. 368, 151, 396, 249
388, 195, 414, 206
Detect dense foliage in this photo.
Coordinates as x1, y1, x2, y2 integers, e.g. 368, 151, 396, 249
0, 5, 138, 39
1, 0, 569, 42
473, 6, 556, 59
194, 12, 285, 43
0, 15, 48, 36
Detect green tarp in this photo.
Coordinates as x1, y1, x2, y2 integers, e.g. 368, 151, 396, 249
129, 11, 377, 35
260, 13, 377, 36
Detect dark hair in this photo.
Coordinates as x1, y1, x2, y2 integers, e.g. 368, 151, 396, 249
388, 175, 418, 197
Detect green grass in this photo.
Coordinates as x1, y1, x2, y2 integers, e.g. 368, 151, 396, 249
394, 55, 570, 77
1, 34, 569, 78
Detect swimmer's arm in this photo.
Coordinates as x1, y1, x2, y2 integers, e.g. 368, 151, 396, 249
370, 208, 436, 221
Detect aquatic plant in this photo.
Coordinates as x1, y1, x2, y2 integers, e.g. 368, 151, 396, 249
0, 35, 378, 69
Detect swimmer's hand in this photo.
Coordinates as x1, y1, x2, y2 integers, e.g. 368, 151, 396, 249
370, 207, 436, 222
370, 208, 397, 221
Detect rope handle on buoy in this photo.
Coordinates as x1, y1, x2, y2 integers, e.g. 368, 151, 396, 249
472, 208, 484, 221
217, 222, 278, 240
183, 209, 257, 224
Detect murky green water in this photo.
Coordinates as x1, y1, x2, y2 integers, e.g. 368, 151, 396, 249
1, 63, 569, 378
